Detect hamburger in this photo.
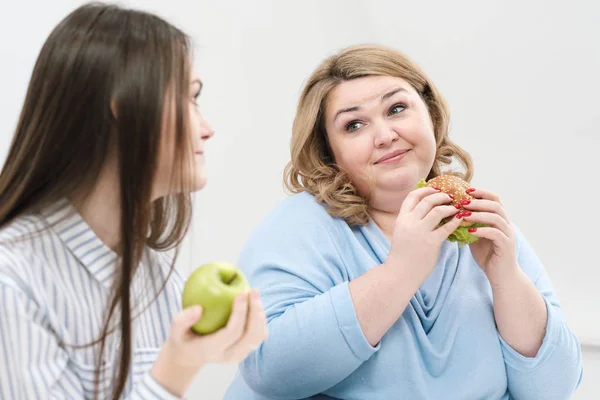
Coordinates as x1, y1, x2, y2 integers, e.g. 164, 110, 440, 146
417, 174, 486, 247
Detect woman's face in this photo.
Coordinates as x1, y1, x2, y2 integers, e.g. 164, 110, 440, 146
154, 67, 214, 199
323, 75, 437, 203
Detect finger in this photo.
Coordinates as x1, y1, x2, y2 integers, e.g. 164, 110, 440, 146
223, 290, 268, 362
464, 226, 509, 243
212, 292, 250, 349
171, 305, 203, 339
422, 205, 460, 230
400, 187, 441, 214
411, 192, 455, 220
465, 187, 501, 203
435, 210, 464, 241
241, 290, 269, 347
464, 211, 512, 237
463, 199, 509, 222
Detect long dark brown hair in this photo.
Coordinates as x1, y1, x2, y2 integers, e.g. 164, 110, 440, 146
0, 3, 194, 398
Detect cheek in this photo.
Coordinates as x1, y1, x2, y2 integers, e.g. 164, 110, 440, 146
404, 114, 436, 157
189, 108, 201, 136
331, 136, 373, 183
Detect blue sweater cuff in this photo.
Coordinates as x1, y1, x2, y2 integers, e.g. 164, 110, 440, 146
498, 296, 557, 370
329, 281, 380, 361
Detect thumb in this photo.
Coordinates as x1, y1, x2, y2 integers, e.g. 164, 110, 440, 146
172, 305, 203, 338
438, 214, 464, 240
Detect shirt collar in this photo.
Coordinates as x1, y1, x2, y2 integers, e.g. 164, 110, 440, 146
39, 198, 118, 288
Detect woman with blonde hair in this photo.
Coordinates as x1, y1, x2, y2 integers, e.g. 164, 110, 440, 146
225, 44, 582, 399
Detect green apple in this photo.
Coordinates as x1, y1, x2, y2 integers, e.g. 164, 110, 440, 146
182, 262, 250, 335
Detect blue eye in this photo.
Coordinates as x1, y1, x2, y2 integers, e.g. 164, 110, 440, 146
389, 104, 406, 115
346, 121, 363, 132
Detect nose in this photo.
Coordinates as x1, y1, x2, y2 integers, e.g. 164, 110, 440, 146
200, 114, 215, 140
374, 125, 399, 148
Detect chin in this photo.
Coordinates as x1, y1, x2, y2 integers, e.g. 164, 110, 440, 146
379, 167, 423, 190
192, 175, 207, 192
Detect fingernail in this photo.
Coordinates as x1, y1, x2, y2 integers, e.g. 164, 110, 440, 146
448, 194, 454, 199
454, 204, 461, 209
432, 186, 441, 191
462, 211, 472, 217
468, 227, 477, 233
466, 188, 476, 193
456, 213, 463, 219
460, 199, 471, 205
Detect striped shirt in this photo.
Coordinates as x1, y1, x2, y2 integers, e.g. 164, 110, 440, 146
0, 199, 186, 399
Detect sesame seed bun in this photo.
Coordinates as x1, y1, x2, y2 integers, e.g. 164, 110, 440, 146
416, 174, 484, 247
424, 175, 474, 227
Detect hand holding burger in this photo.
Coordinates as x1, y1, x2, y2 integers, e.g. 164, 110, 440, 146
417, 174, 486, 247
418, 174, 519, 281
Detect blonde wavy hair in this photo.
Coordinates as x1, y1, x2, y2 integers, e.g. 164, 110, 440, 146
284, 44, 473, 226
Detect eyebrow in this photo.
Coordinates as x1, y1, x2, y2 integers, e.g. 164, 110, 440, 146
333, 87, 407, 122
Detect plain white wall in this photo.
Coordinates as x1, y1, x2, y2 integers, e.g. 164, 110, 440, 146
1, 0, 598, 398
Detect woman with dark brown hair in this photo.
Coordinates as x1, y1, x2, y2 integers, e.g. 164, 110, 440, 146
0, 3, 267, 399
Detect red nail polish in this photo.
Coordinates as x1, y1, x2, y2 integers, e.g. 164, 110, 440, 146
448, 194, 454, 199
454, 204, 461, 209
468, 227, 477, 233
432, 186, 441, 191
462, 211, 472, 217
460, 199, 471, 205
456, 213, 463, 219
466, 188, 476, 193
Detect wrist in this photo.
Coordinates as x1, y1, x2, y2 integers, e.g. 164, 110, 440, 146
150, 342, 203, 397
380, 258, 423, 293
487, 263, 524, 291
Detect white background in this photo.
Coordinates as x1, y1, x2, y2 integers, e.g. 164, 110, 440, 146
1, 0, 598, 398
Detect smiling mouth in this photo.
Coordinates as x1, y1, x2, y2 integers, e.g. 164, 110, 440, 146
375, 149, 410, 164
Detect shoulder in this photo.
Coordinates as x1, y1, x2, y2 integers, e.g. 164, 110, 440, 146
256, 192, 344, 235
0, 213, 46, 243
0, 215, 48, 296
238, 192, 349, 272
242, 192, 349, 253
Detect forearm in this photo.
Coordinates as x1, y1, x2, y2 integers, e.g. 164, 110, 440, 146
493, 266, 583, 399
240, 281, 379, 399
350, 262, 421, 346
485, 225, 582, 399
490, 265, 547, 357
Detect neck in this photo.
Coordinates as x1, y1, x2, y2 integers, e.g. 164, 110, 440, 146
368, 190, 409, 240
71, 164, 122, 252
369, 207, 398, 241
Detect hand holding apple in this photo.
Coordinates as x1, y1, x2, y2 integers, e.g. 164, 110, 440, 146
152, 281, 268, 397
182, 262, 250, 335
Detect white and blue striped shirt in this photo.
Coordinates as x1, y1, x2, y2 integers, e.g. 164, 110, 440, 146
0, 199, 186, 399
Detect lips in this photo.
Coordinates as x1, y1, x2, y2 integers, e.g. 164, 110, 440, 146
375, 149, 409, 164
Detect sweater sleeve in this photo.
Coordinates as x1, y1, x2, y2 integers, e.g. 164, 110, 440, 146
238, 196, 379, 399
500, 225, 583, 400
